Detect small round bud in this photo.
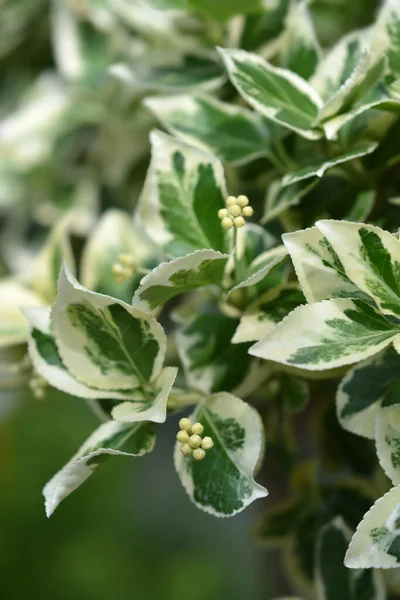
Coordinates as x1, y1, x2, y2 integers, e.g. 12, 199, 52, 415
234, 216, 246, 228
118, 254, 136, 267
112, 264, 125, 275
226, 195, 237, 206
228, 204, 241, 217
188, 434, 202, 448
180, 443, 192, 456
176, 430, 189, 444
218, 208, 229, 219
221, 217, 234, 230
242, 206, 254, 217
190, 422, 204, 435
179, 417, 191, 431
201, 436, 214, 450
237, 195, 249, 207
192, 448, 206, 461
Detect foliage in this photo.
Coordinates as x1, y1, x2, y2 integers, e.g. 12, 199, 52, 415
4, 0, 400, 597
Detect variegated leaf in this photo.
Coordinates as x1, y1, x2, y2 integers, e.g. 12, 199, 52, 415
136, 130, 228, 257
376, 405, 400, 485
232, 285, 305, 344
282, 226, 362, 303
345, 485, 400, 569
318, 51, 387, 123
263, 178, 317, 223
176, 310, 267, 396
145, 94, 272, 165
51, 263, 166, 391
371, 0, 400, 78
24, 306, 157, 403
0, 278, 45, 348
218, 48, 323, 140
279, 0, 320, 80
111, 367, 178, 423
228, 245, 288, 298
316, 220, 400, 319
174, 392, 267, 517
316, 518, 386, 600
81, 209, 158, 303
281, 142, 378, 187
43, 419, 155, 516
132, 249, 229, 313
249, 299, 400, 371
337, 348, 400, 439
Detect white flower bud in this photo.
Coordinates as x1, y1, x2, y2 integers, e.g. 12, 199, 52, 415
192, 448, 206, 461
242, 206, 254, 217
218, 208, 229, 219
234, 216, 246, 228
190, 422, 204, 435
176, 430, 189, 444
201, 436, 214, 450
179, 417, 191, 431
228, 204, 241, 217
221, 217, 234, 230
226, 195, 237, 206
237, 195, 249, 207
118, 254, 136, 268
181, 443, 192, 456
188, 434, 202, 448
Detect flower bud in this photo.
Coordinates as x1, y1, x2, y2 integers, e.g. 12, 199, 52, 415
192, 448, 206, 461
181, 443, 192, 456
221, 217, 234, 230
176, 430, 189, 443
218, 208, 229, 219
242, 206, 254, 217
226, 195, 237, 206
201, 436, 214, 450
179, 417, 191, 431
228, 204, 241, 217
188, 434, 202, 448
237, 195, 249, 207
234, 216, 246, 228
190, 422, 204, 435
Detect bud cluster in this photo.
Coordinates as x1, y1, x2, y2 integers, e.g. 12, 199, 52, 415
177, 418, 214, 460
29, 373, 47, 400
218, 195, 254, 230
112, 253, 137, 284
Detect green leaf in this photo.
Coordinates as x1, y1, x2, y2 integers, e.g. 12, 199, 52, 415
344, 190, 375, 223
317, 220, 400, 319
137, 130, 228, 257
282, 226, 363, 303
279, 0, 320, 80
24, 306, 158, 403
371, 0, 400, 78
0, 278, 45, 348
337, 348, 400, 439
145, 94, 272, 165
111, 367, 178, 423
345, 484, 400, 569
218, 48, 323, 140
263, 178, 317, 223
281, 142, 378, 187
43, 419, 155, 516
318, 51, 387, 123
176, 310, 267, 396
315, 518, 354, 600
250, 298, 400, 371
51, 263, 167, 392
281, 374, 309, 413
188, 0, 261, 20
132, 249, 229, 313
255, 497, 308, 545
232, 285, 305, 344
174, 392, 268, 517
81, 209, 159, 303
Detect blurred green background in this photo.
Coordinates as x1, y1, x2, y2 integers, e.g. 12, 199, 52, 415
0, 390, 271, 599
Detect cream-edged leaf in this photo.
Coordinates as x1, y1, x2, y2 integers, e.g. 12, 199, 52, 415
249, 299, 400, 371
337, 348, 400, 439
43, 419, 155, 516
376, 405, 400, 485
51, 263, 166, 391
136, 130, 228, 257
174, 392, 267, 517
228, 245, 288, 297
281, 142, 378, 187
317, 220, 400, 318
0, 278, 45, 348
81, 209, 158, 303
111, 366, 177, 424
217, 47, 323, 140
282, 226, 362, 303
279, 0, 320, 80
132, 249, 229, 313
24, 306, 148, 402
345, 485, 400, 569
371, 0, 400, 78
145, 94, 273, 165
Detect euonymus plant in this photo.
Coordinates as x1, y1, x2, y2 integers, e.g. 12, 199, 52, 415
5, 0, 400, 597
